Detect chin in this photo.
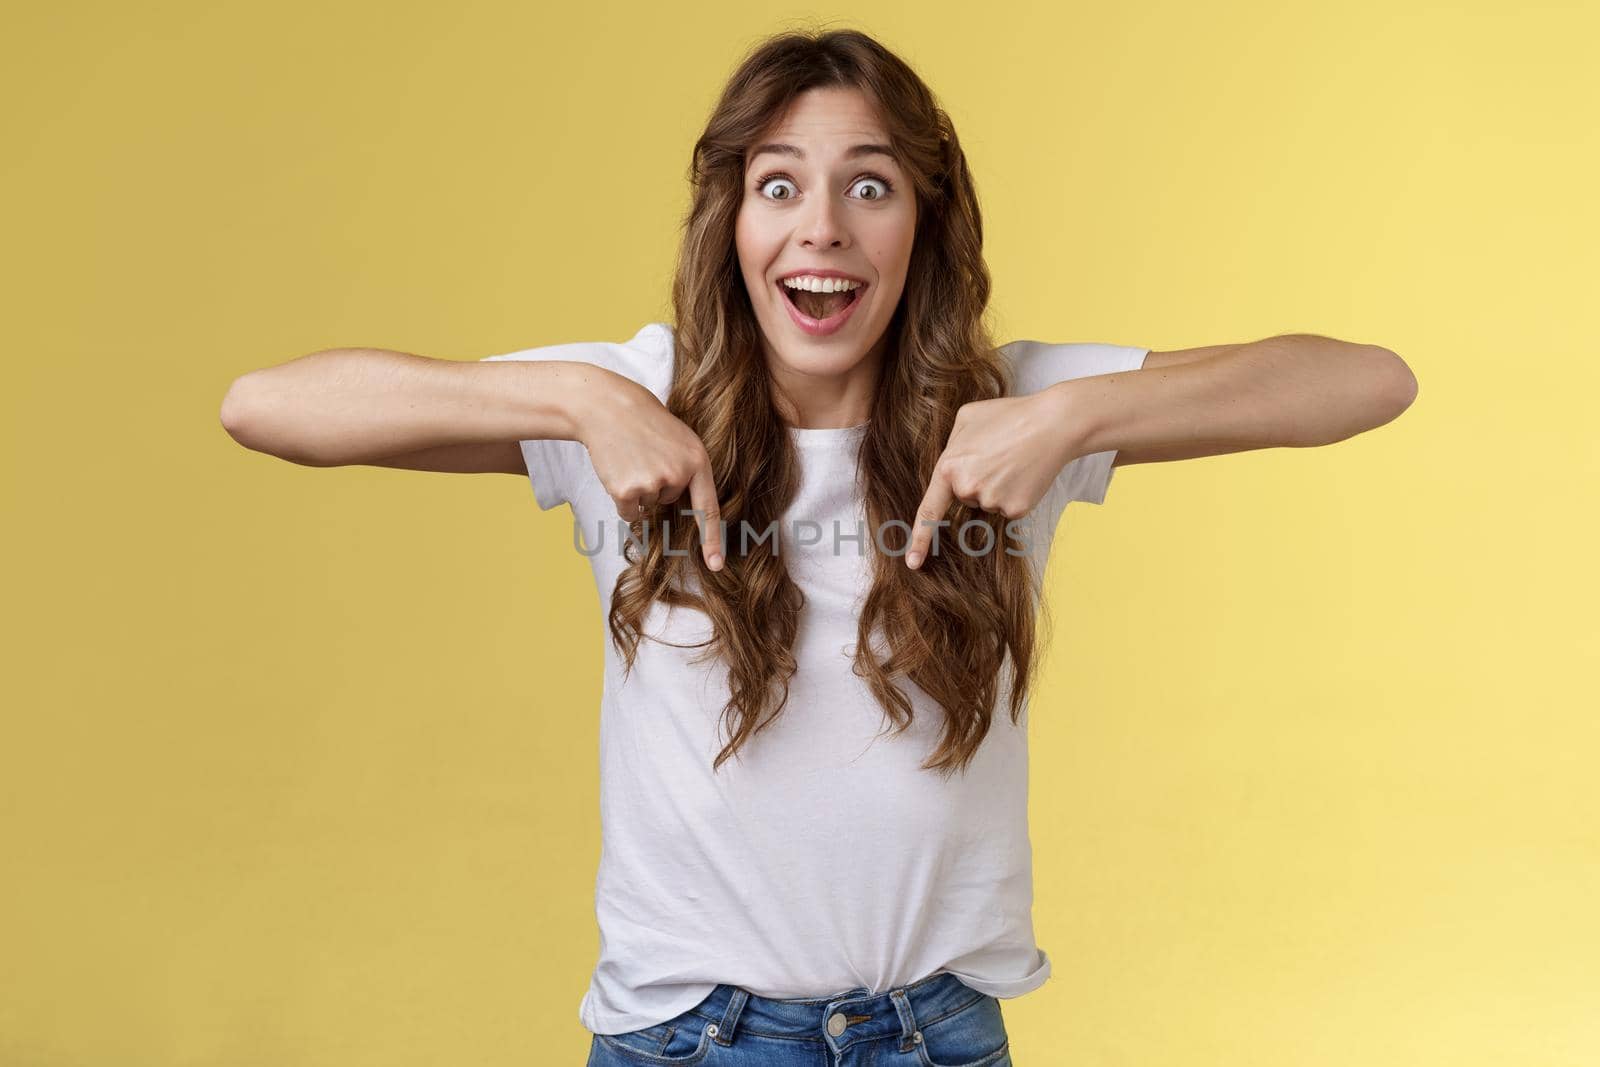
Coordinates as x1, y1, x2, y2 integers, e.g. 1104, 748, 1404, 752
780, 346, 872, 376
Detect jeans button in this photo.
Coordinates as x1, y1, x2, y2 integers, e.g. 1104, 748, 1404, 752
827, 1012, 847, 1036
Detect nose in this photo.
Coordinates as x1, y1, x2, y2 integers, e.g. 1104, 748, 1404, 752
797, 193, 850, 250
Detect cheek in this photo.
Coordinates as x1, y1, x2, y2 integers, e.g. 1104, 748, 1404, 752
867, 211, 916, 262
735, 211, 770, 257
733, 216, 750, 262
733, 223, 762, 287
894, 208, 918, 254
867, 238, 915, 293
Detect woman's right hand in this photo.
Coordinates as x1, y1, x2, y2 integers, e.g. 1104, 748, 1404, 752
576, 371, 725, 571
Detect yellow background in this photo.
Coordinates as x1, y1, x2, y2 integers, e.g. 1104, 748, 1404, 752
3, 2, 1595, 1064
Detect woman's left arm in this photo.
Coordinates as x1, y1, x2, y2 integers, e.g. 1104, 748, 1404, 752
1062, 333, 1419, 467
902, 334, 1418, 569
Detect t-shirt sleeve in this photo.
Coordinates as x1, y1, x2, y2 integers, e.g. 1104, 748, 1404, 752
478, 322, 673, 512
1003, 338, 1150, 506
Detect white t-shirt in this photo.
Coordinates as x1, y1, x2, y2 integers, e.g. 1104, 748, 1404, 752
482, 322, 1148, 1035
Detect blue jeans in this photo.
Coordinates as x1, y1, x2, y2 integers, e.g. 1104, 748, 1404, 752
585, 970, 1012, 1066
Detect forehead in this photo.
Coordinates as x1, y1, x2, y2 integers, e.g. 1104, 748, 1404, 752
749, 87, 896, 165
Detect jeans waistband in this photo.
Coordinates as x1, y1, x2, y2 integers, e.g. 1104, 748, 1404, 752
695, 971, 983, 1054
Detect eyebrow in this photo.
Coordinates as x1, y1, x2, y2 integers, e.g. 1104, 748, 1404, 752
748, 142, 899, 166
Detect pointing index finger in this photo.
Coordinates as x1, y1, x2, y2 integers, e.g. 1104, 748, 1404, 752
907, 468, 952, 570
688, 460, 724, 571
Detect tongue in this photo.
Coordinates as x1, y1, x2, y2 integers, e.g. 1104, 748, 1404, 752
794, 288, 851, 320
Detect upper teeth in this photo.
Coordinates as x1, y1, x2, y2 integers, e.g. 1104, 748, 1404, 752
783, 276, 863, 293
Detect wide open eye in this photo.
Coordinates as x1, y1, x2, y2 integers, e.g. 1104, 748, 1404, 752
756, 175, 798, 200
851, 175, 893, 200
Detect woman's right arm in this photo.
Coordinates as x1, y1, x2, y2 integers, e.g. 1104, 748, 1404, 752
220, 345, 728, 568
217, 348, 604, 472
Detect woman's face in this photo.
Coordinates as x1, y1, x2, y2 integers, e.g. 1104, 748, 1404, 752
735, 87, 917, 417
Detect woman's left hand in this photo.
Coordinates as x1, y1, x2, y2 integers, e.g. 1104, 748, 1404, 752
904, 388, 1085, 570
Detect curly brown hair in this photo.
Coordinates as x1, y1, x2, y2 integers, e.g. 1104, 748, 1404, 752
607, 26, 1054, 780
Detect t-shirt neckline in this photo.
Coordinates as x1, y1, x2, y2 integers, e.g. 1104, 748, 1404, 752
788, 423, 869, 446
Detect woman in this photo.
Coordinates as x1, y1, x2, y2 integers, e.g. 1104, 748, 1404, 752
219, 27, 1416, 1067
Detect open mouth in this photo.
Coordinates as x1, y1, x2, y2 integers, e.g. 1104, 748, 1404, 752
777, 281, 866, 335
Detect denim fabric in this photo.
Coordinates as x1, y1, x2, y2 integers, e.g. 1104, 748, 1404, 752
585, 971, 1012, 1066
